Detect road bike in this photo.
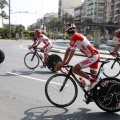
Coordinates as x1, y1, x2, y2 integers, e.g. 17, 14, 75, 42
102, 50, 120, 78
24, 46, 62, 72
0, 50, 5, 64
45, 60, 120, 112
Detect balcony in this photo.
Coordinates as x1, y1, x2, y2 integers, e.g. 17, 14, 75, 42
98, 1, 105, 4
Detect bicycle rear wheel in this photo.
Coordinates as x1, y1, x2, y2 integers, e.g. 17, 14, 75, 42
103, 58, 120, 77
93, 77, 120, 112
45, 74, 78, 107
24, 52, 39, 69
0, 50, 5, 64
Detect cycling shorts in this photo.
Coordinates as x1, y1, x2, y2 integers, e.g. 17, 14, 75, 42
78, 54, 100, 71
44, 43, 53, 54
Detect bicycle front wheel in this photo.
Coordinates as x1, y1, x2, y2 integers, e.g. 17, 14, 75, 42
93, 77, 120, 112
103, 58, 120, 77
24, 52, 39, 69
45, 74, 78, 108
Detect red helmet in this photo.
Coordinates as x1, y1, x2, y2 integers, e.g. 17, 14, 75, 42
65, 23, 76, 33
35, 29, 42, 35
115, 29, 120, 38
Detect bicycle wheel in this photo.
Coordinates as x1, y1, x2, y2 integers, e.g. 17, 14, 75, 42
45, 74, 78, 107
0, 50, 5, 64
93, 77, 120, 112
102, 58, 120, 77
46, 54, 62, 72
24, 52, 39, 69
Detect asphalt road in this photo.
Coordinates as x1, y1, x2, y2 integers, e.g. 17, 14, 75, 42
0, 40, 120, 120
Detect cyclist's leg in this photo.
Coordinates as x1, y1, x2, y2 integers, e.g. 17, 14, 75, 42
43, 44, 52, 66
72, 54, 99, 78
89, 54, 100, 78
72, 54, 99, 87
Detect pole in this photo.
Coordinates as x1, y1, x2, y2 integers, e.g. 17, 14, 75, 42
9, 0, 11, 39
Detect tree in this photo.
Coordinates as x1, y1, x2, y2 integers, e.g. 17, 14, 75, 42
0, 0, 8, 25
15, 24, 25, 37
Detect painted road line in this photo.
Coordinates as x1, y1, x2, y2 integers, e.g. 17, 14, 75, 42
6, 71, 68, 86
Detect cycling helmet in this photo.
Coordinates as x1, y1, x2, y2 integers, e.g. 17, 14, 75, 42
65, 23, 76, 33
35, 29, 42, 35
115, 29, 120, 38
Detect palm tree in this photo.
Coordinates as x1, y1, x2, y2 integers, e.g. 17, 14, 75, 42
0, 0, 8, 25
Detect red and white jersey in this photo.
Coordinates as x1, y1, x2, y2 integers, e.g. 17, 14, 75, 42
36, 34, 52, 45
68, 33, 99, 57
117, 39, 120, 44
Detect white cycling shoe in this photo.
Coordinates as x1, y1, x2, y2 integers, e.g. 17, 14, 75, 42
87, 79, 100, 91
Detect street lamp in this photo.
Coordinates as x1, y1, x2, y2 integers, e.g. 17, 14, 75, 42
9, 0, 11, 39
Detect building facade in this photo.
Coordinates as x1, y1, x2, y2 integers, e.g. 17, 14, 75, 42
58, 0, 82, 17
81, 0, 110, 23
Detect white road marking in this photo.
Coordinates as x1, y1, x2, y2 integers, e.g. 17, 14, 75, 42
20, 44, 28, 50
6, 71, 68, 86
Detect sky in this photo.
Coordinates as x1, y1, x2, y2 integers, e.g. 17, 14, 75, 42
4, 0, 84, 29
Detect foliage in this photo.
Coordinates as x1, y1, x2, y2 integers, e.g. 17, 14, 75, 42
0, 0, 8, 19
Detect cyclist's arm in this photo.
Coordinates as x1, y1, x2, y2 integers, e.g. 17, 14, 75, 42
28, 42, 37, 49
36, 41, 41, 46
113, 44, 120, 53
66, 49, 75, 64
62, 48, 72, 64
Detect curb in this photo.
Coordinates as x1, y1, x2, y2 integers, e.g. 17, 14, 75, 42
51, 47, 114, 59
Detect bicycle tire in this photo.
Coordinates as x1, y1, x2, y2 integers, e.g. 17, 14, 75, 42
46, 54, 62, 72
24, 52, 40, 69
0, 50, 5, 64
102, 58, 120, 77
45, 74, 78, 107
93, 77, 120, 112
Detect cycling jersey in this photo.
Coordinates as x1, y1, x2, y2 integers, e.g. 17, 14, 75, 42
117, 39, 120, 44
68, 33, 99, 58
36, 34, 52, 46
68, 33, 100, 70
36, 34, 52, 54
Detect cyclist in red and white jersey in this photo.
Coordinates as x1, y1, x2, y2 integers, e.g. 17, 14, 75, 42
111, 29, 120, 57
57, 23, 100, 90
28, 29, 53, 68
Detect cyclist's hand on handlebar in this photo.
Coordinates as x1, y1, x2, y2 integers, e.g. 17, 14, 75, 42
28, 45, 32, 50
110, 51, 117, 57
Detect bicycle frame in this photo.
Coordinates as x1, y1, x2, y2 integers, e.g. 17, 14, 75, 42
60, 60, 110, 101
109, 50, 120, 69
31, 47, 44, 64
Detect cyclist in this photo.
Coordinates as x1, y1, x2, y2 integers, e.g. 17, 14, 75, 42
57, 23, 100, 90
28, 29, 53, 68
111, 29, 120, 57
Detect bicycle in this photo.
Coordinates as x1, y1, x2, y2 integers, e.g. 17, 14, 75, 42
0, 50, 5, 64
45, 60, 120, 112
102, 50, 120, 78
24, 46, 62, 72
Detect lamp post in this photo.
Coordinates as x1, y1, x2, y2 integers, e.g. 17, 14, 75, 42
9, 0, 11, 39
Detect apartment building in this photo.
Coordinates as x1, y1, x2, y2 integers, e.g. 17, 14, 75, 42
81, 0, 109, 23
58, 0, 82, 17
74, 5, 82, 24
109, 0, 120, 23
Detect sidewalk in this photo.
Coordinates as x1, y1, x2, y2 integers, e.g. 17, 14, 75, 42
51, 39, 114, 59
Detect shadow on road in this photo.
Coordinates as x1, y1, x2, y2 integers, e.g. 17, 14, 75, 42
1, 68, 56, 77
21, 106, 120, 120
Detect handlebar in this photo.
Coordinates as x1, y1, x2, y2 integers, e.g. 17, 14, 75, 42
108, 50, 119, 57
60, 65, 72, 74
